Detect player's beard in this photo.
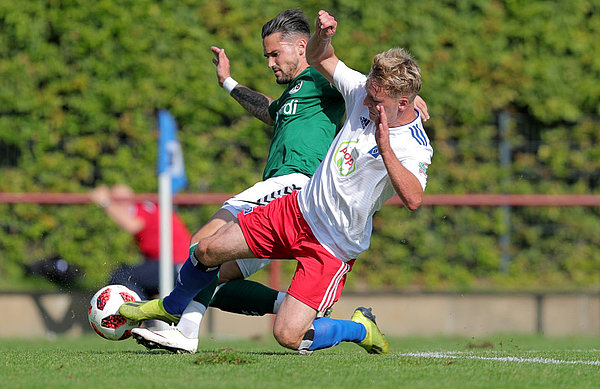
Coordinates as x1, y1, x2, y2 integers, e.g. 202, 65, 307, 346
274, 62, 299, 85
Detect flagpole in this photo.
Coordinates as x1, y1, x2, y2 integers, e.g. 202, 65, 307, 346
156, 109, 187, 302
158, 172, 174, 298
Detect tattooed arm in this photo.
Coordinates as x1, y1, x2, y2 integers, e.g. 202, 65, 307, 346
230, 86, 274, 126
211, 46, 275, 126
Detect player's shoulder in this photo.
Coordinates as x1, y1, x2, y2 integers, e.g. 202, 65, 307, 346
395, 113, 432, 149
293, 67, 341, 101
305, 66, 325, 80
305, 66, 337, 88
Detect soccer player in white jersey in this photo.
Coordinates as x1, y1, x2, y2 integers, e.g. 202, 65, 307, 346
121, 9, 433, 354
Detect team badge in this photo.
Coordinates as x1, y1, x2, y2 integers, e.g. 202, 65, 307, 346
289, 80, 303, 95
368, 145, 379, 158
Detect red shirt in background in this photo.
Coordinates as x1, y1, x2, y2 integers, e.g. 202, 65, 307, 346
133, 201, 191, 264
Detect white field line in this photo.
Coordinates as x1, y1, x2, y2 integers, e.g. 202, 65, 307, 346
399, 352, 600, 367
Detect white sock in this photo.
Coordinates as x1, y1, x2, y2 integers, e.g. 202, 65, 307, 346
273, 292, 286, 314
176, 301, 206, 339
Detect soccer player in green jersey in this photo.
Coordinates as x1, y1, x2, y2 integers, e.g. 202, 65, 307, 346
124, 9, 429, 353
126, 9, 345, 353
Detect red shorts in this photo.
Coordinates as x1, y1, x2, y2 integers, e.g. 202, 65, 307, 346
238, 191, 354, 312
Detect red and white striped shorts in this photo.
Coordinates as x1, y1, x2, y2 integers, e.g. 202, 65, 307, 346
237, 191, 354, 312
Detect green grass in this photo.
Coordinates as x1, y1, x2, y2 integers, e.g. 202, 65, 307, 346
0, 334, 598, 388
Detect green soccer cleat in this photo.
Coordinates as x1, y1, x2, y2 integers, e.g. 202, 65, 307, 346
351, 307, 389, 354
119, 299, 180, 325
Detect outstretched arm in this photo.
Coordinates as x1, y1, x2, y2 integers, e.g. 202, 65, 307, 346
89, 186, 144, 234
306, 10, 339, 84
211, 46, 274, 126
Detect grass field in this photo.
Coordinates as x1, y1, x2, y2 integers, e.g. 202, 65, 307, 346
1, 333, 599, 388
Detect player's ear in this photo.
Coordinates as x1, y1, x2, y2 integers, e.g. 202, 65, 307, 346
397, 97, 410, 111
296, 38, 307, 57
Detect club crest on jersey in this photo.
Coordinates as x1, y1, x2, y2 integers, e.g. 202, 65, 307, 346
289, 80, 303, 95
360, 116, 371, 129
368, 145, 380, 158
334, 141, 358, 176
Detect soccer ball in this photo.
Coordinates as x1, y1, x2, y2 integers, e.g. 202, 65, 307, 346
88, 284, 140, 340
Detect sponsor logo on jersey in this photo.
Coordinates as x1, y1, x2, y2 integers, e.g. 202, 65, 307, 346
275, 98, 299, 123
368, 145, 380, 158
419, 162, 429, 176
289, 80, 303, 95
334, 141, 358, 176
360, 116, 371, 129
278, 99, 298, 115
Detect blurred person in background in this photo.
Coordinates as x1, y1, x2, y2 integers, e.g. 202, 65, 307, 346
89, 184, 191, 299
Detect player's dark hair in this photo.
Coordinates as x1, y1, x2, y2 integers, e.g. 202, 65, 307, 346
262, 9, 310, 41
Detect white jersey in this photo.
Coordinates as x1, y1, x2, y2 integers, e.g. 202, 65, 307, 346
297, 61, 433, 261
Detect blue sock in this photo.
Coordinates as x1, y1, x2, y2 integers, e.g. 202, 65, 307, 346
162, 254, 219, 315
303, 317, 366, 351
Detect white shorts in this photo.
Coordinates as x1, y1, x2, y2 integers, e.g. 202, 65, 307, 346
220, 173, 310, 278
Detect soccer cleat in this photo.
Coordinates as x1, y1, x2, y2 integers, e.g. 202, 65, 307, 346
119, 299, 180, 325
351, 307, 389, 354
131, 327, 198, 354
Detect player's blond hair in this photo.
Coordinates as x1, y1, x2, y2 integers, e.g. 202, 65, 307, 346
367, 48, 421, 102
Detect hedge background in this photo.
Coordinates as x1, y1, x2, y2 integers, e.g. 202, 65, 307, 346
1, 0, 599, 292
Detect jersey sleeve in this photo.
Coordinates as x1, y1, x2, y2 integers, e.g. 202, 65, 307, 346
332, 60, 367, 108
391, 133, 433, 191
399, 153, 432, 191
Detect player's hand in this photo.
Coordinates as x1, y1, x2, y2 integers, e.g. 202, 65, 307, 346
414, 95, 430, 122
210, 46, 231, 86
375, 104, 391, 155
316, 10, 337, 40
89, 185, 111, 206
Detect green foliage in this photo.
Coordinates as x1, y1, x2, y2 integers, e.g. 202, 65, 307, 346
1, 0, 599, 292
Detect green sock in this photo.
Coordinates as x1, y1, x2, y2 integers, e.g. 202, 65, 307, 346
192, 276, 219, 307
210, 279, 279, 316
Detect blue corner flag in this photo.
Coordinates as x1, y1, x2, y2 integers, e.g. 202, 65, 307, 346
157, 109, 187, 194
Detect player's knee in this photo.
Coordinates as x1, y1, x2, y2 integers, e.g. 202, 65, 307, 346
194, 240, 219, 267
272, 322, 303, 350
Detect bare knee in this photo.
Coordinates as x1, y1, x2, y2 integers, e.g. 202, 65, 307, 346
272, 294, 317, 350
272, 322, 304, 350
194, 239, 220, 267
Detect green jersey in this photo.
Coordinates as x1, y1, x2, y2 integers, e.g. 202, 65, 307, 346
264, 67, 345, 180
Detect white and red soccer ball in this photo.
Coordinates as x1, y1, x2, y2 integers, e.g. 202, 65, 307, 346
88, 284, 140, 340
